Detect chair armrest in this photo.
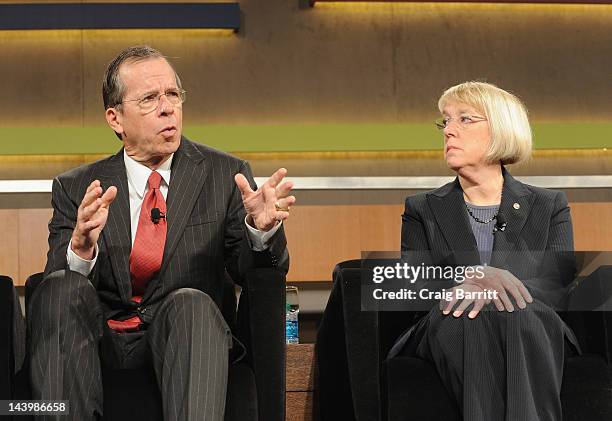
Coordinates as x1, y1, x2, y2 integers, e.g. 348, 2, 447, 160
236, 267, 286, 421
0, 275, 25, 400
565, 266, 612, 363
334, 262, 383, 421
24, 272, 44, 308
0, 275, 15, 398
567, 266, 612, 311
317, 259, 425, 421
316, 260, 389, 421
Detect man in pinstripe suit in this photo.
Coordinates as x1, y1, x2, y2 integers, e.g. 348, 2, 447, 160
28, 46, 294, 420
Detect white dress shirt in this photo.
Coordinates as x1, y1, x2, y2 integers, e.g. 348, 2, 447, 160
67, 151, 281, 276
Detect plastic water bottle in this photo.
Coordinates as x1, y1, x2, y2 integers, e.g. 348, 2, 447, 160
286, 286, 299, 344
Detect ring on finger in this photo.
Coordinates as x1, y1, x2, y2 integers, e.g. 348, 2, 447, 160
274, 201, 290, 212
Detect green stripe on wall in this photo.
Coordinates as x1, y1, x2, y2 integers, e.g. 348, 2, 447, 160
1, 123, 611, 155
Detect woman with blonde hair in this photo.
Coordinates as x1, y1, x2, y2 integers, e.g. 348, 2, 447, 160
388, 81, 578, 420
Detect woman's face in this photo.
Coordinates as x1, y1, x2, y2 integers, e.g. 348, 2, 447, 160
440, 101, 491, 172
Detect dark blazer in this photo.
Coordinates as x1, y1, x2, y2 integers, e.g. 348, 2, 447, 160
401, 167, 575, 308
44, 137, 288, 323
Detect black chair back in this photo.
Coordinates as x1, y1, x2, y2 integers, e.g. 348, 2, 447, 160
0, 275, 15, 399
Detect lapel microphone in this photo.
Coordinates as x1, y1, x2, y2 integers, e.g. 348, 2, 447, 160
151, 208, 166, 224
493, 212, 507, 233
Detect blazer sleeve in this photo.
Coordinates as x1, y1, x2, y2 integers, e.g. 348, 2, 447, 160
522, 191, 576, 309
546, 190, 574, 252
401, 196, 438, 270
44, 177, 78, 278
401, 196, 430, 253
546, 190, 577, 289
400, 196, 446, 307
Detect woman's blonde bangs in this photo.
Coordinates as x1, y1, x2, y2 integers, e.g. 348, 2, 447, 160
437, 81, 532, 165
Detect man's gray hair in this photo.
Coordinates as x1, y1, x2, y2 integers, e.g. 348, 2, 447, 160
102, 45, 182, 110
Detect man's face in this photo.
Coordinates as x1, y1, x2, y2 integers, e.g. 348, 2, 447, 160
108, 57, 183, 167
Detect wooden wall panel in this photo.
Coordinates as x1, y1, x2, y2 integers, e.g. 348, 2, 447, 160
283, 205, 403, 281
0, 209, 19, 283
18, 209, 52, 284
570, 203, 612, 251
4, 203, 612, 286
284, 205, 364, 282
358, 205, 403, 251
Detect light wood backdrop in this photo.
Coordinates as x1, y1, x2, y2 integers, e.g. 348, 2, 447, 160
2, 202, 611, 286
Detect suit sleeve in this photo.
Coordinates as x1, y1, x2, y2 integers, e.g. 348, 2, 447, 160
401, 197, 431, 253
523, 191, 576, 309
546, 191, 576, 289
224, 160, 289, 286
547, 191, 574, 252
44, 177, 99, 284
44, 177, 77, 278
399, 197, 443, 313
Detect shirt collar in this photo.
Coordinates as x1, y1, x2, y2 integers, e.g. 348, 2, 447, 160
123, 150, 173, 199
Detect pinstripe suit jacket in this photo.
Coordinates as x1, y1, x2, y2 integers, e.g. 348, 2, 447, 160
44, 137, 288, 322
401, 167, 575, 307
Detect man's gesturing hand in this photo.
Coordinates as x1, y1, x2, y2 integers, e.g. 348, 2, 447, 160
234, 168, 296, 232
71, 180, 117, 260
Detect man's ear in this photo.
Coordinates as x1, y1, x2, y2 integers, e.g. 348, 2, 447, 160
105, 107, 124, 139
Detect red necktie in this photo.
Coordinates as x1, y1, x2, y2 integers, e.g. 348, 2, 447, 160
130, 171, 167, 296
108, 171, 167, 332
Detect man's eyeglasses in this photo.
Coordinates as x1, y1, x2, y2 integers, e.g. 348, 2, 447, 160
435, 115, 487, 130
120, 89, 187, 114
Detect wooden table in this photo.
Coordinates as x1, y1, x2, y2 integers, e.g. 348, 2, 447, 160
286, 343, 316, 421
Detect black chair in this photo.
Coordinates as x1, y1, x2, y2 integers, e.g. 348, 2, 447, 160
317, 259, 612, 421
0, 275, 18, 400
10, 268, 286, 421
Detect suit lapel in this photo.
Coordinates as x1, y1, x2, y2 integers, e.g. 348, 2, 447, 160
98, 149, 133, 303
427, 179, 481, 266
143, 138, 209, 301
490, 169, 534, 267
